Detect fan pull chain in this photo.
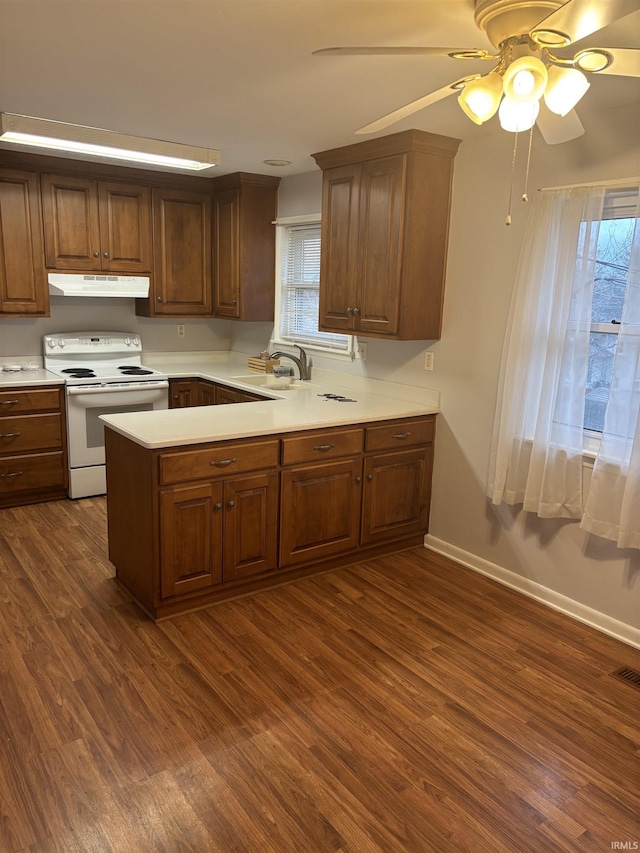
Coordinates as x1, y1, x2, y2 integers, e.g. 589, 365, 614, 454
522, 124, 534, 203
505, 130, 519, 226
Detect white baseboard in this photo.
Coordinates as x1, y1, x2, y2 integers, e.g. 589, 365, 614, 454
424, 535, 640, 650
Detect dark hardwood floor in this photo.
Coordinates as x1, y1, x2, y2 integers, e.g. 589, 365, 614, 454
0, 497, 638, 852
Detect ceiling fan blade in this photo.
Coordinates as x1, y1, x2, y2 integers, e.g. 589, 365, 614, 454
312, 46, 484, 57
531, 0, 640, 46
591, 47, 640, 76
536, 102, 585, 144
355, 77, 473, 135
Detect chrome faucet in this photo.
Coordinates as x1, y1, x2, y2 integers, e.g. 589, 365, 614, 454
270, 345, 311, 381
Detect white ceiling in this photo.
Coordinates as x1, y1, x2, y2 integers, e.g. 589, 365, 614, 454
0, 0, 638, 178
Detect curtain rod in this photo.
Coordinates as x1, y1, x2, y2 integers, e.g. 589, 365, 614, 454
538, 176, 640, 193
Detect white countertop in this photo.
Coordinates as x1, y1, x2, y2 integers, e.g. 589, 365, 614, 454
101, 353, 440, 450
0, 368, 63, 388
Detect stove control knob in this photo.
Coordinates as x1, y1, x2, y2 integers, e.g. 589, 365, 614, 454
132, 336, 140, 347
58, 339, 65, 348
124, 337, 131, 346
47, 339, 56, 349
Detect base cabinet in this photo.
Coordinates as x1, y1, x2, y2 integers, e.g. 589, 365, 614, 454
105, 415, 435, 619
0, 385, 68, 508
280, 458, 363, 567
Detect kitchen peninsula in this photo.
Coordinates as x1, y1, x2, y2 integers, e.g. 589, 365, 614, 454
101, 359, 438, 620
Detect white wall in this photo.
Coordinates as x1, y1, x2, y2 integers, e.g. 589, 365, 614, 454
0, 300, 233, 359
231, 101, 640, 638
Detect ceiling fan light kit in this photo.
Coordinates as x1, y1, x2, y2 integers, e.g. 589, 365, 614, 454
499, 96, 540, 131
544, 65, 591, 115
458, 71, 504, 124
314, 0, 639, 143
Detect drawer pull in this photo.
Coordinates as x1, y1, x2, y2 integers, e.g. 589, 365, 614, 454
0, 432, 20, 439
210, 458, 237, 467
392, 432, 411, 440
0, 400, 18, 406
313, 443, 336, 452
0, 471, 23, 478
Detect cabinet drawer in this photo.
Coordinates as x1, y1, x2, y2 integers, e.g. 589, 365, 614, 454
281, 428, 364, 465
0, 451, 66, 494
365, 418, 434, 452
0, 414, 63, 454
160, 439, 279, 485
0, 387, 61, 415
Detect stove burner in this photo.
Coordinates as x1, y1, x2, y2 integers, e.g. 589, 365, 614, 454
62, 368, 94, 374
120, 367, 153, 375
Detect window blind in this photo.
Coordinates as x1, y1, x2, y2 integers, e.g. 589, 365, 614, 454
280, 224, 349, 351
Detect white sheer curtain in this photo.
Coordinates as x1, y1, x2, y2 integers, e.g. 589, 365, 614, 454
488, 181, 640, 549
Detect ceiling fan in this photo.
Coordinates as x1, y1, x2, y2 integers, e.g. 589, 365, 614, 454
313, 0, 640, 144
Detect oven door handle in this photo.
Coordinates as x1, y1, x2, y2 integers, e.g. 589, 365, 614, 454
66, 381, 169, 396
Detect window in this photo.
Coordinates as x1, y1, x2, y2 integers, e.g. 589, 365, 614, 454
273, 216, 352, 355
584, 189, 638, 433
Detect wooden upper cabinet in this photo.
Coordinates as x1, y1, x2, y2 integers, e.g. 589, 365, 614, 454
212, 173, 280, 321
140, 187, 212, 317
0, 168, 49, 316
41, 173, 152, 272
313, 129, 460, 341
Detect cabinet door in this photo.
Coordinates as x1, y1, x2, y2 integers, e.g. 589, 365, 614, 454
355, 155, 404, 337
361, 447, 432, 545
151, 188, 212, 315
223, 472, 278, 582
213, 188, 240, 318
41, 173, 101, 270
215, 385, 245, 405
98, 182, 152, 272
318, 164, 360, 333
0, 169, 48, 316
279, 458, 362, 568
169, 379, 198, 408
198, 380, 217, 407
160, 482, 223, 598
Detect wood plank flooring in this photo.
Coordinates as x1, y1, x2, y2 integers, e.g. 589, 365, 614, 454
0, 497, 638, 852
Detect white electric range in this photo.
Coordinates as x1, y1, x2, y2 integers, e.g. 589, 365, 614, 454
44, 332, 168, 498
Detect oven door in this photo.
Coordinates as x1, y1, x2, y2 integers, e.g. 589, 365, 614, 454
66, 381, 169, 469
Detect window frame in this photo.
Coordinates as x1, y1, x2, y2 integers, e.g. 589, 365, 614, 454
271, 214, 355, 360
582, 188, 637, 451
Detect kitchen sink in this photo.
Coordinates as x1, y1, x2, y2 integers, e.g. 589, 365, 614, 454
230, 374, 318, 391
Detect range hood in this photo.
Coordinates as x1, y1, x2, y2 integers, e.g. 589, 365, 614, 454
48, 273, 150, 298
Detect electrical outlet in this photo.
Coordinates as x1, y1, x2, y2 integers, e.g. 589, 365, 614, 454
177, 324, 185, 338
357, 341, 368, 360
424, 351, 434, 371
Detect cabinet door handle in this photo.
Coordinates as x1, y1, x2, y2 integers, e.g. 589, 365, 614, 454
367, 473, 373, 481
0, 432, 20, 439
227, 500, 235, 508
353, 306, 360, 315
313, 443, 336, 452
93, 251, 100, 258
0, 471, 23, 478
346, 307, 353, 315
104, 251, 110, 258
214, 502, 222, 510
0, 400, 18, 406
392, 432, 410, 440
157, 296, 163, 302
210, 458, 237, 467
355, 476, 362, 484
232, 298, 237, 305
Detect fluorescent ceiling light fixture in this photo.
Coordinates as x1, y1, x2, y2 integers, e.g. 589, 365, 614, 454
544, 65, 590, 115
458, 72, 503, 124
0, 113, 220, 171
